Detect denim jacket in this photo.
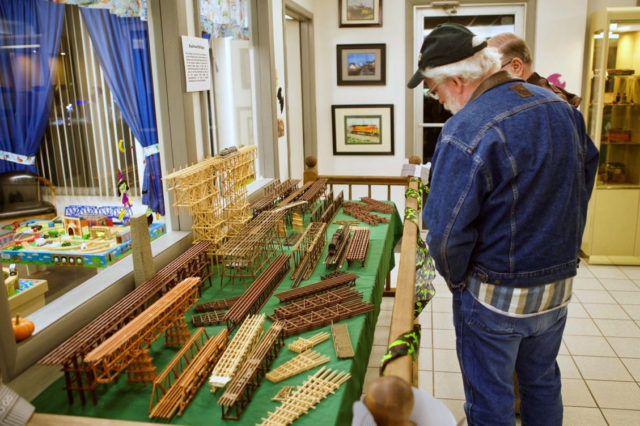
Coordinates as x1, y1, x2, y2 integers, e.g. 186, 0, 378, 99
424, 71, 599, 289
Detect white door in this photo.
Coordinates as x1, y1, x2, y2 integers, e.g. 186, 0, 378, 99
413, 4, 526, 161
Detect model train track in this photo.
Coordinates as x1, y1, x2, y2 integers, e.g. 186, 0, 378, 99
360, 197, 395, 214
275, 272, 359, 304
218, 322, 285, 420
223, 254, 291, 331
38, 241, 212, 405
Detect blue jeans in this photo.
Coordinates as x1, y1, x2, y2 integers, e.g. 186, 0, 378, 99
452, 288, 567, 426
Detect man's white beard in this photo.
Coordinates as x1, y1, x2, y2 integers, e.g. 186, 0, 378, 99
444, 97, 464, 114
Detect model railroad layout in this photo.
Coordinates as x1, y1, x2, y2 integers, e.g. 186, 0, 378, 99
345, 228, 370, 267
223, 254, 291, 331
38, 241, 212, 405
249, 179, 300, 217
275, 273, 359, 303
149, 328, 228, 419
218, 322, 285, 420
83, 277, 201, 385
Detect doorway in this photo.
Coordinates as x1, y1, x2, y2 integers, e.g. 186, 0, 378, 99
284, 1, 317, 180
413, 4, 526, 162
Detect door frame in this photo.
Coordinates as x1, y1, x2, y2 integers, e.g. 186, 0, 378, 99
284, 0, 318, 164
404, 0, 537, 160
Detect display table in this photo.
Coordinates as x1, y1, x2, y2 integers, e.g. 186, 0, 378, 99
8, 279, 48, 317
32, 206, 402, 425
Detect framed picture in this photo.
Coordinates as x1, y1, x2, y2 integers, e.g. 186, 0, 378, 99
339, 0, 382, 27
332, 104, 394, 155
337, 44, 385, 86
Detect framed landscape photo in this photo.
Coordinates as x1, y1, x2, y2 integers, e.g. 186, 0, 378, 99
339, 0, 382, 28
337, 44, 385, 86
332, 104, 394, 155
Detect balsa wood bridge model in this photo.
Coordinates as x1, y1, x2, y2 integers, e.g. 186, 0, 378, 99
265, 350, 329, 383
288, 332, 330, 353
38, 241, 212, 405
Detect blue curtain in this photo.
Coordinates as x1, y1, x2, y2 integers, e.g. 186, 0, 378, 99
0, 0, 64, 173
80, 8, 164, 215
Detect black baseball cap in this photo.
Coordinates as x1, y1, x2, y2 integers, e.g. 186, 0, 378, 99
407, 23, 487, 89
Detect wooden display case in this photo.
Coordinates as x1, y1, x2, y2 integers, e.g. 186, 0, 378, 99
581, 7, 640, 264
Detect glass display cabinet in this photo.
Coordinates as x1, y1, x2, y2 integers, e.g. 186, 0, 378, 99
582, 7, 640, 264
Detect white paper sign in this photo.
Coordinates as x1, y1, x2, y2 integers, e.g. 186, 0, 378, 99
400, 162, 431, 184
181, 36, 211, 92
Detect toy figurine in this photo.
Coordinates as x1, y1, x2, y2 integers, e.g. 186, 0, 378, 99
117, 170, 133, 222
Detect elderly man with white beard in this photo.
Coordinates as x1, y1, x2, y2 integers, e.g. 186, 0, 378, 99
408, 24, 599, 426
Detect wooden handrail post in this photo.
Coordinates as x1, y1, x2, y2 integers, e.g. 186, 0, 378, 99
303, 156, 318, 183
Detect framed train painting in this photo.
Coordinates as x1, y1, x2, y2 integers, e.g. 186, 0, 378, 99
331, 104, 394, 155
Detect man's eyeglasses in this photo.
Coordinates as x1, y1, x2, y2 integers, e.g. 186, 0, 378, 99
501, 58, 514, 69
425, 81, 445, 101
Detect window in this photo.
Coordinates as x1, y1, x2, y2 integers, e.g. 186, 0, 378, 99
38, 6, 143, 198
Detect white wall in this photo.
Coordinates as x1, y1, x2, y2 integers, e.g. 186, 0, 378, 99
272, 0, 289, 179
312, 3, 407, 178
534, 0, 589, 96
588, 0, 637, 16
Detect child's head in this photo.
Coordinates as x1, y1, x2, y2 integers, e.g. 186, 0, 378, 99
364, 375, 415, 426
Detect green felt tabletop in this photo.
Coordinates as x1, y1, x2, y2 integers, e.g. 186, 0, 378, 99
33, 206, 403, 425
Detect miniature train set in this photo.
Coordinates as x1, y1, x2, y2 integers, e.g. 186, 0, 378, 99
0, 211, 165, 268
32, 149, 402, 425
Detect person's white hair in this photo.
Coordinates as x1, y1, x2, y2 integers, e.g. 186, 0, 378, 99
421, 37, 501, 84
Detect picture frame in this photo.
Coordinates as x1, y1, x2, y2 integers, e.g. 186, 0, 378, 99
339, 0, 382, 28
337, 44, 386, 86
332, 104, 394, 155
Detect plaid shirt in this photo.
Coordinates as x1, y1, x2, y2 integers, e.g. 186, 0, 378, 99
466, 277, 573, 318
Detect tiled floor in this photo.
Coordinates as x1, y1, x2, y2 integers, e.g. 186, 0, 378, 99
365, 260, 640, 425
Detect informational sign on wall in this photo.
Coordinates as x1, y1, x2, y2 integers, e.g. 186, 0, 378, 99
181, 36, 211, 92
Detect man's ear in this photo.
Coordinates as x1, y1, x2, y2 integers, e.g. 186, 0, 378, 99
450, 76, 465, 95
511, 57, 525, 77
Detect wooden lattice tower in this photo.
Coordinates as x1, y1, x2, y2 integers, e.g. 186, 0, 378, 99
288, 332, 330, 353
149, 328, 228, 419
163, 146, 257, 253
219, 210, 286, 286
290, 222, 327, 287
266, 350, 329, 383
83, 278, 201, 385
331, 323, 354, 359
209, 314, 265, 392
258, 367, 351, 426
218, 322, 285, 420
38, 242, 211, 406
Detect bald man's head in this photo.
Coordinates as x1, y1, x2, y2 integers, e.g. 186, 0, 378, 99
488, 32, 533, 79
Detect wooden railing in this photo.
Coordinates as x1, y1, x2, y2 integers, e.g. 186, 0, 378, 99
304, 156, 420, 385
